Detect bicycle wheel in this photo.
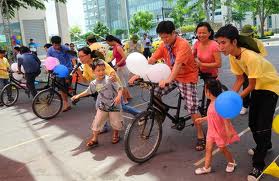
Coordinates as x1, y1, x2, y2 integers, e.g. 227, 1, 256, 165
0, 84, 19, 106
32, 88, 62, 119
124, 111, 162, 163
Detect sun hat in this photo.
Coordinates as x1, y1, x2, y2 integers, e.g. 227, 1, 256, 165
240, 25, 255, 36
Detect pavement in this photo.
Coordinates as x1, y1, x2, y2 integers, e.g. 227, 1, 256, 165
0, 46, 279, 181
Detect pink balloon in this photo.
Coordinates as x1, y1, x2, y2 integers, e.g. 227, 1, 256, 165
44, 57, 60, 70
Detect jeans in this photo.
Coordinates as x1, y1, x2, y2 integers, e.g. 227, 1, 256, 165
249, 90, 278, 170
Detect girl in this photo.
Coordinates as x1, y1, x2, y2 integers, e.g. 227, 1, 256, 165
105, 35, 131, 104
195, 79, 240, 174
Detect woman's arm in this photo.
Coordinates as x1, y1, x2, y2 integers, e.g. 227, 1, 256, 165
199, 51, 222, 68
232, 74, 244, 92
116, 46, 126, 66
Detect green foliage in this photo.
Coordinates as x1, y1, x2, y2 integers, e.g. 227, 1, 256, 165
180, 25, 196, 33
169, 0, 205, 27
80, 32, 92, 41
91, 21, 110, 39
114, 29, 128, 37
129, 11, 155, 34
69, 25, 82, 42
232, 0, 279, 37
1, 0, 67, 18
264, 31, 274, 36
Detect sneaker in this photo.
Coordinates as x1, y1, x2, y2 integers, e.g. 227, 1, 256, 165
195, 167, 212, 175
226, 161, 237, 173
248, 146, 272, 156
247, 167, 262, 181
240, 107, 248, 115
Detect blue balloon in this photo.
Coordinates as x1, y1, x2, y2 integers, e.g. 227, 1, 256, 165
215, 91, 243, 119
53, 65, 69, 78
16, 39, 21, 45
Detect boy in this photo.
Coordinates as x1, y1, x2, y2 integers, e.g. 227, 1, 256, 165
71, 59, 123, 147
0, 50, 10, 106
215, 24, 279, 181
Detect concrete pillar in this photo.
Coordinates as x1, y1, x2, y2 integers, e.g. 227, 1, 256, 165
55, 1, 71, 44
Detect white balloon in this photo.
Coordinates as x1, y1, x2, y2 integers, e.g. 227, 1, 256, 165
126, 52, 149, 75
11, 63, 18, 72
13, 73, 24, 81
145, 63, 171, 83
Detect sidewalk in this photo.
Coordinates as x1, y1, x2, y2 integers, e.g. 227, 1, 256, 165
262, 33, 279, 46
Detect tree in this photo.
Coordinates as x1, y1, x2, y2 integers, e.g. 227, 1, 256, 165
232, 0, 279, 37
92, 21, 110, 39
114, 29, 128, 37
69, 25, 81, 42
129, 11, 155, 34
1, 0, 66, 18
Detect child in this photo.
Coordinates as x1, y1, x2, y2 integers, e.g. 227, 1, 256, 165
195, 79, 240, 174
71, 59, 123, 147
0, 50, 10, 106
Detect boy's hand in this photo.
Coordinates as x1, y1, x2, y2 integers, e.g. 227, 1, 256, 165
71, 95, 79, 101
114, 96, 121, 105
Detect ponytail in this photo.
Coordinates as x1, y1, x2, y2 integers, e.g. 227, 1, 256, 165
105, 35, 122, 46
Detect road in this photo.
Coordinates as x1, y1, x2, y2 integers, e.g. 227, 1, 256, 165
0, 46, 279, 181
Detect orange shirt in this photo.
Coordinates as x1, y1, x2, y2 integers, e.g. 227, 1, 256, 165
151, 36, 198, 83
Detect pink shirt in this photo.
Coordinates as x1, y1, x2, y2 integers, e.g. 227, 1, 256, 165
113, 45, 126, 67
207, 102, 240, 147
193, 40, 219, 76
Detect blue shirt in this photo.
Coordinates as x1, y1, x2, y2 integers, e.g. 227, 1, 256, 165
47, 45, 73, 71
18, 53, 41, 73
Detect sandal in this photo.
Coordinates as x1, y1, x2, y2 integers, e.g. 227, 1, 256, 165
195, 138, 206, 151
195, 167, 211, 175
86, 139, 98, 147
226, 161, 237, 173
112, 135, 120, 144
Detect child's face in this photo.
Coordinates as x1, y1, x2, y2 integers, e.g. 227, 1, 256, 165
94, 65, 106, 79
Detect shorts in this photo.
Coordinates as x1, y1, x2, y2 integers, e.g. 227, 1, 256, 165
56, 77, 72, 93
154, 80, 199, 114
91, 109, 123, 131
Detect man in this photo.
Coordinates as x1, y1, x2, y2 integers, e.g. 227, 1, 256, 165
28, 39, 37, 55
142, 33, 152, 59
47, 36, 75, 112
18, 46, 41, 97
148, 21, 205, 151
215, 24, 279, 181
239, 24, 268, 115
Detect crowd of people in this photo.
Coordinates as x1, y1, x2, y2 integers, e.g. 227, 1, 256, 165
0, 20, 278, 181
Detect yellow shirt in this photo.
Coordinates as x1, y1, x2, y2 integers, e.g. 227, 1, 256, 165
0, 57, 10, 79
82, 60, 120, 83
229, 48, 279, 95
254, 38, 267, 57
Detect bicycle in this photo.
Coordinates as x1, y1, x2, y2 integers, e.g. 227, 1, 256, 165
124, 75, 228, 163
0, 71, 49, 106
31, 66, 97, 120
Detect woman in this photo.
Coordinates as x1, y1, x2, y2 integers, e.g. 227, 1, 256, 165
193, 22, 222, 79
105, 35, 131, 104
